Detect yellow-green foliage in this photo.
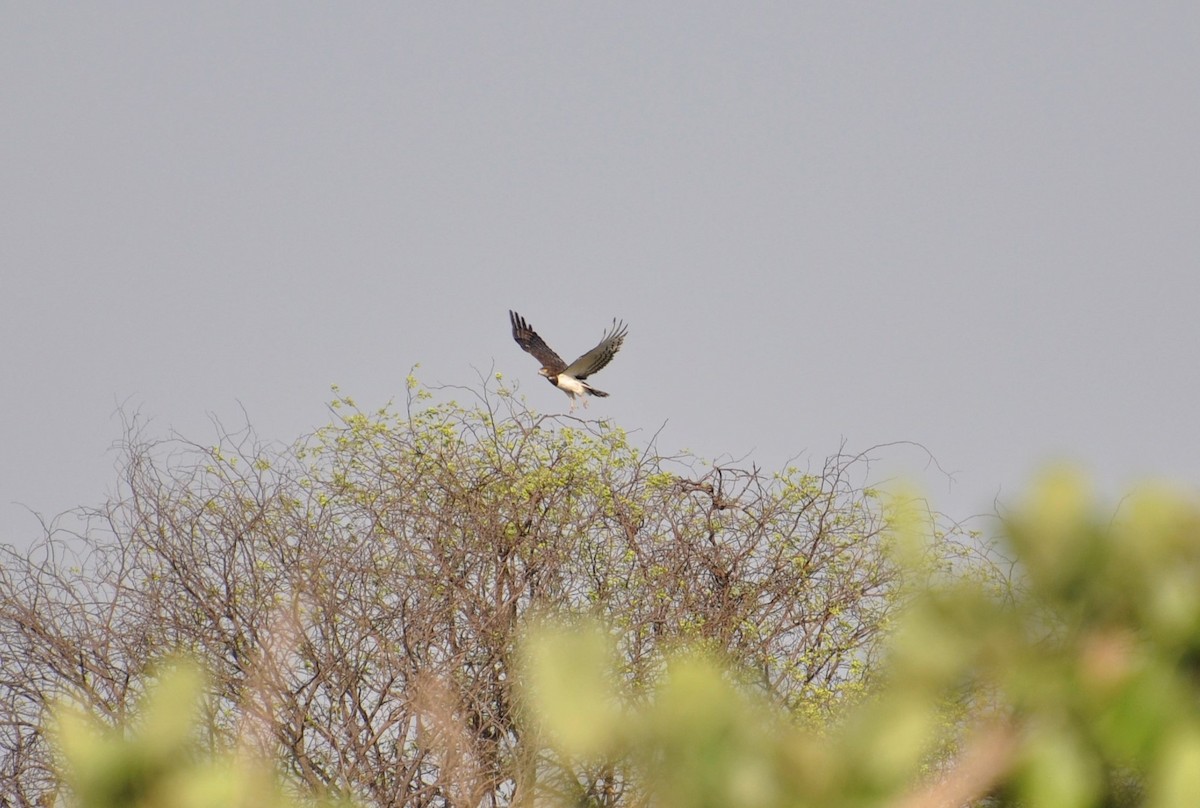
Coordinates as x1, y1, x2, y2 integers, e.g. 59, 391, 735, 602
17, 379, 914, 806
53, 662, 344, 808
49, 469, 1200, 807
41, 377, 1200, 808
521, 470, 1200, 808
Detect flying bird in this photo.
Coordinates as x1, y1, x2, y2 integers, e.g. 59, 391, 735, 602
509, 310, 628, 411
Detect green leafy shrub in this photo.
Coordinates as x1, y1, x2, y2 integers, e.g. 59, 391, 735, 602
5, 379, 950, 805
42, 456, 1199, 807
53, 661, 345, 808
521, 470, 1200, 808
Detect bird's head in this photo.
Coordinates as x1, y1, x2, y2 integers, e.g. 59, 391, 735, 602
538, 368, 557, 384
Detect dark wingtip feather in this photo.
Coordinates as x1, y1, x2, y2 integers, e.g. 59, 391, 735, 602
509, 310, 527, 338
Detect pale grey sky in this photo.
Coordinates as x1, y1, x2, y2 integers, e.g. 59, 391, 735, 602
3, 4, 1199, 546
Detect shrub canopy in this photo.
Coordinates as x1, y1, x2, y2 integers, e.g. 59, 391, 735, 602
1, 379, 931, 806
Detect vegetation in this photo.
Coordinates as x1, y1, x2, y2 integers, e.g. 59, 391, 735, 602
524, 472, 1200, 807
10, 379, 1197, 807
2, 377, 934, 806
51, 660, 324, 808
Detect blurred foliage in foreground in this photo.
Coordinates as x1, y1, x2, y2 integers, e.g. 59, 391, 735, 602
521, 471, 1200, 808
6, 379, 932, 805
48, 470, 1200, 808
52, 659, 353, 808
54, 662, 285, 808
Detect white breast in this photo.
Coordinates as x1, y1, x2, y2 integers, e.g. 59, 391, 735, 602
555, 374, 587, 395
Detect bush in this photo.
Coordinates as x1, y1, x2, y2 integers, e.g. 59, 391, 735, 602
523, 471, 1200, 808
2, 378, 949, 806
42, 468, 1200, 807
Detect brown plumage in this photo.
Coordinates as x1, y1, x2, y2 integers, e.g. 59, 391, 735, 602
509, 310, 628, 410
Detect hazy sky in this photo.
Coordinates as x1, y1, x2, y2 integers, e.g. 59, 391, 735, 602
4, 4, 1199, 547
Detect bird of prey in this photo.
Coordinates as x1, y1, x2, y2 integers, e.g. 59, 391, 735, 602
509, 310, 628, 411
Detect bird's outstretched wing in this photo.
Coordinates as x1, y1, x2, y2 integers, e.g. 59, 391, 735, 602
510, 310, 567, 374
563, 319, 628, 379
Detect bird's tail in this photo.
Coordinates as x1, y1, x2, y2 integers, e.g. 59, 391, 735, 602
583, 383, 609, 398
